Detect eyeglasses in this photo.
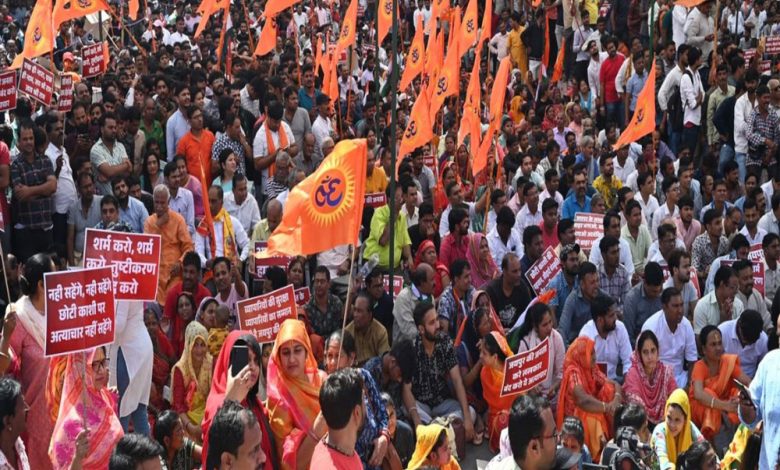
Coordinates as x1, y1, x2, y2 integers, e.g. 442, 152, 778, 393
536, 430, 559, 442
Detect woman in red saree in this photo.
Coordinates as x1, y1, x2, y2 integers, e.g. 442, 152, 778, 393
48, 347, 124, 469
143, 307, 175, 412
464, 233, 499, 289
414, 240, 450, 298
480, 332, 517, 453
688, 325, 751, 440
266, 319, 327, 470
434, 162, 458, 216
557, 337, 622, 460
201, 331, 278, 470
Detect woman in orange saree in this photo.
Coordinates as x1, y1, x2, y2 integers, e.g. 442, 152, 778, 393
266, 319, 327, 470
479, 332, 517, 453
688, 325, 752, 441
557, 337, 622, 460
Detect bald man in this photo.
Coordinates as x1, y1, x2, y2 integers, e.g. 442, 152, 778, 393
392, 263, 436, 343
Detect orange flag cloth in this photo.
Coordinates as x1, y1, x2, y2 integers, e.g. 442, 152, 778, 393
255, 15, 278, 56
129, 0, 139, 20
336, 0, 358, 55
429, 41, 460, 122
53, 0, 110, 31
459, 0, 478, 58
478, 0, 493, 48
613, 60, 656, 150
10, 0, 53, 69
264, 139, 368, 256
377, 0, 397, 46
458, 57, 482, 149
194, 0, 229, 39
398, 84, 434, 165
474, 56, 512, 174
399, 16, 426, 91
264, 0, 303, 21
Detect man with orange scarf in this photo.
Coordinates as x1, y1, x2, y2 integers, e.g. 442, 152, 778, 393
252, 101, 298, 203
195, 186, 251, 268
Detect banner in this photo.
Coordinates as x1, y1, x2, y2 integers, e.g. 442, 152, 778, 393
294, 286, 310, 305
501, 336, 550, 397
525, 246, 562, 295
384, 275, 404, 299
721, 259, 765, 296
767, 36, 780, 55
253, 241, 293, 277
573, 212, 604, 253
58, 74, 74, 112
365, 193, 387, 208
82, 42, 106, 79
237, 284, 296, 343
19, 58, 54, 106
0, 71, 17, 112
83, 229, 161, 301
44, 267, 115, 357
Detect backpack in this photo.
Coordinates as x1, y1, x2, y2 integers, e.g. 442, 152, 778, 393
667, 70, 692, 133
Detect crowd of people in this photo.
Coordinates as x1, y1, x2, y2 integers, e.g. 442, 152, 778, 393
0, 0, 779, 468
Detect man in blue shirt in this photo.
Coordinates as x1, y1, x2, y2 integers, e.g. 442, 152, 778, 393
559, 261, 604, 346
298, 63, 323, 112
548, 243, 581, 322
562, 171, 592, 220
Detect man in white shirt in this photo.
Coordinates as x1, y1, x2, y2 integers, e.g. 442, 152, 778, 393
311, 94, 333, 149
651, 177, 681, 241
337, 65, 360, 104
719, 310, 768, 378
684, 2, 715, 60
587, 41, 609, 102
671, 5, 688, 50
166, 16, 189, 46
194, 186, 251, 267
641, 286, 698, 388
315, 0, 331, 27
293, 4, 308, 29
487, 206, 523, 269
253, 101, 299, 199
732, 259, 772, 332
572, 11, 594, 81
45, 113, 78, 241
694, 265, 744, 334
657, 44, 689, 153
514, 182, 543, 234
735, 70, 760, 181
224, 174, 261, 238
589, 212, 636, 277
579, 294, 632, 382
164, 163, 195, 235
413, 0, 432, 35
679, 47, 705, 153
165, 84, 191, 162
758, 193, 780, 236
488, 21, 510, 67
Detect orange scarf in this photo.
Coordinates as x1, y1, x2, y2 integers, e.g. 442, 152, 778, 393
265, 123, 289, 178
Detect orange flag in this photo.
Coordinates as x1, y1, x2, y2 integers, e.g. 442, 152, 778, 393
377, 0, 396, 46
336, 0, 358, 54
53, 0, 110, 31
474, 124, 496, 177
425, 26, 444, 83
458, 56, 481, 148
459, 0, 478, 58
551, 43, 565, 83
254, 15, 278, 56
475, 56, 511, 174
430, 0, 450, 24
448, 7, 461, 52
399, 16, 425, 91
264, 0, 303, 20
325, 52, 339, 101
314, 35, 323, 74
264, 139, 368, 256
429, 33, 460, 121
194, 0, 229, 39
10, 0, 53, 69
478, 0, 493, 47
129, 0, 139, 20
613, 60, 656, 150
398, 85, 434, 164
541, 18, 550, 78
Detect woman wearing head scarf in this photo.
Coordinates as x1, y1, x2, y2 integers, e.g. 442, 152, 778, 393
434, 162, 458, 216
513, 302, 565, 404
170, 321, 213, 443
464, 233, 499, 289
48, 347, 124, 469
414, 240, 450, 298
266, 319, 327, 470
651, 389, 706, 470
480, 332, 518, 453
557, 337, 621, 460
200, 331, 278, 470
169, 292, 196, 357
407, 423, 460, 470
623, 331, 678, 426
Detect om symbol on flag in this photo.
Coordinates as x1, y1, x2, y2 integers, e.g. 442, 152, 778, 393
436, 76, 448, 95
405, 121, 418, 139
314, 173, 346, 210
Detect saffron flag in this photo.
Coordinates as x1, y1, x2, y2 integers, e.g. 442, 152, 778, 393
377, 0, 396, 46
425, 26, 444, 84
10, 0, 53, 69
264, 139, 368, 256
448, 7, 461, 53
458, 56, 482, 148
53, 0, 110, 31
674, 0, 705, 6
314, 35, 323, 74
459, 0, 478, 58
398, 84, 434, 164
613, 60, 657, 150
325, 52, 339, 101
551, 42, 565, 83
489, 56, 512, 130
337, 0, 358, 54
474, 121, 497, 175
264, 0, 303, 20
478, 0, 493, 48
430, 0, 450, 24
129, 0, 139, 20
399, 17, 425, 91
541, 19, 550, 78
194, 0, 229, 39
429, 39, 460, 121
254, 15, 278, 56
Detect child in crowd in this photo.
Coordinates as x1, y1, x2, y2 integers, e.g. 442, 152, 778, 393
207, 306, 231, 357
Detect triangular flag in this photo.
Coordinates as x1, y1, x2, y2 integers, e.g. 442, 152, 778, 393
325, 52, 339, 102
458, 57, 482, 148
478, 0, 493, 47
254, 15, 277, 56
613, 60, 656, 150
551, 43, 565, 83
541, 18, 550, 78
398, 85, 434, 165
265, 139, 368, 256
429, 33, 460, 121
425, 26, 444, 84
377, 0, 396, 46
474, 56, 511, 174
53, 0, 110, 31
264, 0, 303, 21
10, 0, 53, 69
399, 16, 426, 91
314, 35, 323, 75
194, 0, 229, 39
448, 7, 461, 53
430, 0, 450, 25
336, 0, 358, 55
458, 0, 478, 58
129, 0, 139, 20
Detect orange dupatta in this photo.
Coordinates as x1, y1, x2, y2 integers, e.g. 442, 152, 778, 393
689, 354, 740, 439
480, 332, 517, 451
265, 123, 289, 178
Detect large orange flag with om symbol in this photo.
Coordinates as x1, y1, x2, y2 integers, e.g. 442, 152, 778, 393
264, 139, 368, 256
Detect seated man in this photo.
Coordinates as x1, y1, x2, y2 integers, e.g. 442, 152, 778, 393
345, 291, 390, 365
437, 259, 475, 338
212, 256, 248, 326
693, 265, 743, 335
392, 264, 435, 344
305, 266, 344, 340
718, 309, 768, 379
578, 294, 632, 382
205, 400, 266, 469
559, 262, 604, 346
194, 185, 251, 269
362, 178, 414, 270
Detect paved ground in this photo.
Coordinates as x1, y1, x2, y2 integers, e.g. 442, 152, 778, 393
461, 441, 497, 470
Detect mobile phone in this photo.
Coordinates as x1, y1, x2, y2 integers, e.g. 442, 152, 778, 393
732, 378, 755, 408
231, 344, 249, 377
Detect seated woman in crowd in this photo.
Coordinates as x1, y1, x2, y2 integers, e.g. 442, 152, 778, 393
414, 240, 450, 298
480, 331, 517, 452
167, 292, 196, 357
263, 266, 289, 295
380, 391, 413, 467
154, 409, 202, 470
201, 331, 278, 470
407, 423, 460, 470
651, 389, 706, 470
465, 233, 499, 289
434, 162, 458, 215
557, 337, 621, 460
143, 306, 175, 413
324, 330, 398, 470
49, 347, 123, 469
689, 326, 751, 441
623, 331, 678, 426
0, 377, 32, 469
196, 298, 218, 330
266, 319, 327, 470
287, 257, 307, 290
677, 441, 719, 470
213, 149, 239, 193
513, 303, 565, 403
171, 322, 213, 443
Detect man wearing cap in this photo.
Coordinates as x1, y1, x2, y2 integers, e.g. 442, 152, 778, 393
252, 101, 298, 204
311, 94, 333, 149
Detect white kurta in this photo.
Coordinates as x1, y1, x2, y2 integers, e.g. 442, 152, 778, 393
108, 300, 153, 418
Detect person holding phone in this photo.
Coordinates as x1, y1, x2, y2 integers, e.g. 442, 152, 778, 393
201, 331, 278, 470
738, 349, 780, 470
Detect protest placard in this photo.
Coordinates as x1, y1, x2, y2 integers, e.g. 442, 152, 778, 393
83, 229, 161, 301
384, 275, 404, 299
237, 284, 296, 343
501, 337, 550, 396
767, 36, 780, 55
58, 74, 74, 112
19, 58, 54, 106
721, 259, 765, 296
254, 241, 294, 277
749, 244, 764, 262
44, 267, 115, 357
82, 43, 106, 79
365, 193, 387, 208
525, 246, 562, 295
573, 212, 604, 253
294, 287, 311, 305
0, 71, 17, 113
423, 154, 437, 170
